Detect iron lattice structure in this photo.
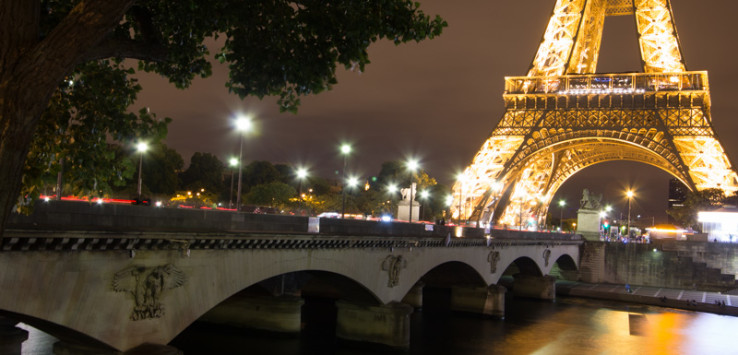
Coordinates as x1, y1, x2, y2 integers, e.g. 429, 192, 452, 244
453, 0, 738, 228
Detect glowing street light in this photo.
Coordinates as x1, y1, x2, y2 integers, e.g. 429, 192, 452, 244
340, 143, 352, 219
406, 158, 420, 223
445, 194, 454, 207
234, 114, 253, 211
626, 190, 635, 237
296, 167, 309, 196
228, 157, 238, 208
135, 141, 148, 202
347, 176, 359, 188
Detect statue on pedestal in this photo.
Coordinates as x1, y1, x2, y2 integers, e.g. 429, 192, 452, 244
579, 188, 602, 210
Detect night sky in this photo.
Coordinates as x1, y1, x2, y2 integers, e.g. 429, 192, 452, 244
133, 1, 738, 223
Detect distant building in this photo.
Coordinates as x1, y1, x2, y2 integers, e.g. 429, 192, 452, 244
698, 206, 738, 242
667, 178, 688, 223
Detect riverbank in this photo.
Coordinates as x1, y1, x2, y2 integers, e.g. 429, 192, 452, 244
557, 281, 738, 316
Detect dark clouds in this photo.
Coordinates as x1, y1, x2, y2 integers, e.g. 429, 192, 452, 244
133, 1, 738, 223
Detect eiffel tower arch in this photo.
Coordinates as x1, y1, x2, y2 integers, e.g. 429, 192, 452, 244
453, 0, 738, 229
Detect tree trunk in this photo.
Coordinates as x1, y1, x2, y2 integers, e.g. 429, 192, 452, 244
0, 0, 136, 238
0, 81, 52, 238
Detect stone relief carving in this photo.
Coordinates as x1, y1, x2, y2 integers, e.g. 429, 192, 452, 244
382, 255, 407, 287
112, 264, 186, 321
487, 251, 501, 273
542, 249, 552, 267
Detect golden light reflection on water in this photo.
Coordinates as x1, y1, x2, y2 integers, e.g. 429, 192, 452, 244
491, 300, 738, 355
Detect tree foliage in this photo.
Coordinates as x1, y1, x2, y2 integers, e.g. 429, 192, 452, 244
180, 152, 225, 194
0, 0, 445, 235
666, 188, 726, 231
19, 60, 169, 206
246, 182, 296, 210
141, 143, 184, 196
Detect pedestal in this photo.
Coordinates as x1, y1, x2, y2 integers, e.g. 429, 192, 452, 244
576, 208, 601, 241
450, 285, 506, 318
513, 274, 556, 300
397, 201, 420, 222
335, 301, 413, 349
200, 295, 304, 333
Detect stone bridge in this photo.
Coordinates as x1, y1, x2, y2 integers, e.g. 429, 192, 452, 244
0, 201, 582, 354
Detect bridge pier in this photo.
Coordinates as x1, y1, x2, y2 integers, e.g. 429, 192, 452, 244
200, 294, 304, 333
335, 301, 413, 349
401, 282, 424, 309
0, 318, 28, 355
450, 285, 506, 318
513, 275, 556, 300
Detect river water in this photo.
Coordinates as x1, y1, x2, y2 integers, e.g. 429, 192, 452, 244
20, 293, 738, 354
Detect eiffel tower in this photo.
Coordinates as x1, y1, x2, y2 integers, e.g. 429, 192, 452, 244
453, 0, 738, 229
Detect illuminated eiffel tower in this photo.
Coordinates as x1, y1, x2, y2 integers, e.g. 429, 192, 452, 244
453, 0, 738, 229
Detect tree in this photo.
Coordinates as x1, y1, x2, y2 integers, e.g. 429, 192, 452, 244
243, 161, 282, 193
111, 142, 183, 199
667, 188, 726, 231
246, 182, 296, 210
0, 1, 446, 236
143, 144, 184, 196
180, 152, 225, 195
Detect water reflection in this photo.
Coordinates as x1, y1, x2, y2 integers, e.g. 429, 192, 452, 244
21, 296, 738, 354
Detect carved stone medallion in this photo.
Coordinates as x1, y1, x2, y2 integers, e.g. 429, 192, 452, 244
487, 251, 501, 273
112, 264, 186, 321
542, 249, 552, 267
381, 255, 407, 288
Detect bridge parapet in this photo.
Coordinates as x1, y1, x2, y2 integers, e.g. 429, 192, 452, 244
1, 229, 582, 252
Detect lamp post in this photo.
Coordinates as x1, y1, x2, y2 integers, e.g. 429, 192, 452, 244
406, 159, 419, 223
558, 199, 566, 231
345, 175, 359, 216
419, 190, 430, 221
228, 157, 238, 208
340, 144, 352, 219
626, 190, 634, 238
296, 168, 308, 212
519, 199, 524, 230
136, 141, 148, 202
296, 167, 308, 196
456, 173, 464, 225
235, 115, 252, 212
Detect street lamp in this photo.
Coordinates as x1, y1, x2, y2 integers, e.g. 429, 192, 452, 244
136, 141, 148, 202
456, 172, 465, 224
558, 199, 566, 231
406, 158, 419, 223
626, 190, 634, 237
296, 167, 308, 196
234, 115, 253, 211
340, 143, 352, 219
228, 157, 238, 208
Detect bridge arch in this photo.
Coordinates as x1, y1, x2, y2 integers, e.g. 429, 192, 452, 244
415, 261, 488, 289
0, 234, 581, 352
499, 256, 543, 278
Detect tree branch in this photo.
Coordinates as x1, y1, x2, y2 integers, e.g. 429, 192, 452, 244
13, 0, 136, 92
83, 37, 169, 62
129, 5, 162, 45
